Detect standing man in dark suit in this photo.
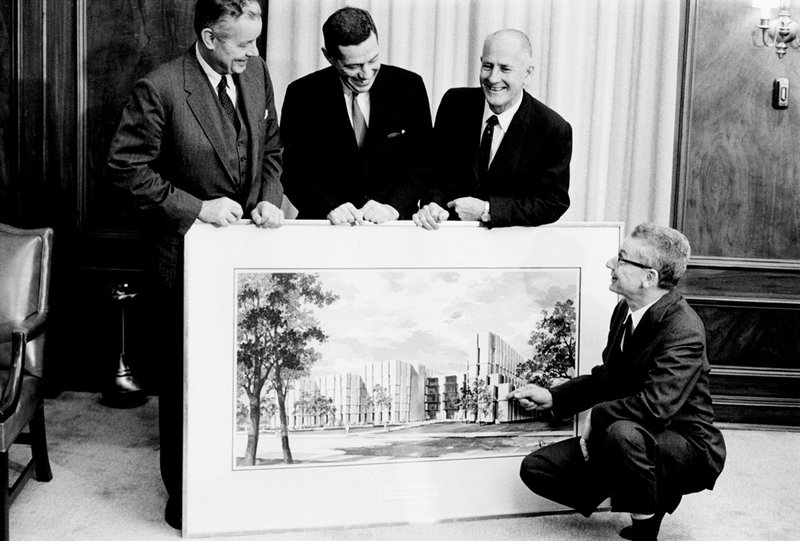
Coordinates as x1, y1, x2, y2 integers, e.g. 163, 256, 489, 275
280, 6, 433, 225
413, 29, 571, 229
107, 0, 284, 529
507, 223, 726, 541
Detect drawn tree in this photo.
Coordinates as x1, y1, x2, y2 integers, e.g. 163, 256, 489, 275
369, 384, 392, 430
312, 395, 336, 426
294, 390, 336, 427
237, 272, 338, 465
456, 378, 493, 422
292, 390, 313, 427
516, 299, 576, 387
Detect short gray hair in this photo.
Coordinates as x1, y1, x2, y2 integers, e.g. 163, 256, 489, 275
194, 0, 261, 40
630, 222, 691, 290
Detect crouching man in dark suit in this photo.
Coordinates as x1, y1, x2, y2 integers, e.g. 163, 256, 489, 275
507, 223, 726, 541
280, 6, 433, 225
413, 28, 571, 229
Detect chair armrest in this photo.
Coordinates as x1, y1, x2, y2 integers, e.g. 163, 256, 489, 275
0, 311, 47, 344
0, 331, 26, 422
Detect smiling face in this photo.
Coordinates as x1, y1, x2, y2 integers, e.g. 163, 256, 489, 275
324, 32, 381, 94
201, 12, 262, 75
606, 236, 655, 306
479, 31, 533, 114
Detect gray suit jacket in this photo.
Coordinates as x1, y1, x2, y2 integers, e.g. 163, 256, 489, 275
107, 46, 283, 238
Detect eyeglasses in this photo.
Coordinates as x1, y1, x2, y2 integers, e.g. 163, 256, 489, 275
616, 254, 652, 270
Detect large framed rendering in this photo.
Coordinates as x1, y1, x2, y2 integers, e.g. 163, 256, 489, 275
184, 221, 622, 537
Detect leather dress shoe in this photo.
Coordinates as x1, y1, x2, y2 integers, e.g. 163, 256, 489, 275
619, 512, 664, 541
165, 497, 182, 530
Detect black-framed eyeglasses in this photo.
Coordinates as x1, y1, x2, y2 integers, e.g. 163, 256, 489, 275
616, 254, 652, 270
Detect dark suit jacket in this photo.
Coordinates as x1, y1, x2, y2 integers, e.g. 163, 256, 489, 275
280, 65, 432, 219
107, 46, 283, 289
550, 290, 726, 493
425, 88, 572, 227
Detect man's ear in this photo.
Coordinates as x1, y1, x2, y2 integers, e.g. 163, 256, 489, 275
524, 64, 534, 80
643, 268, 659, 289
322, 47, 337, 67
200, 28, 216, 50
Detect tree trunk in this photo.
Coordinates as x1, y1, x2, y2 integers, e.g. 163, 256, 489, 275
276, 391, 294, 464
243, 394, 261, 466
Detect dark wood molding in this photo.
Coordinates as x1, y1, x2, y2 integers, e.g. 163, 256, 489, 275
682, 260, 800, 302
672, 0, 695, 231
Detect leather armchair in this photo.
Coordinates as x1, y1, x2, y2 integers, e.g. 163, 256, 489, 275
0, 223, 54, 540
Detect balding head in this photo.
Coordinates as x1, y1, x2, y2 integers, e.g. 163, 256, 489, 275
480, 29, 534, 114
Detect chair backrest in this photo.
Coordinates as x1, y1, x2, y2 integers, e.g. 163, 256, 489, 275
0, 223, 54, 377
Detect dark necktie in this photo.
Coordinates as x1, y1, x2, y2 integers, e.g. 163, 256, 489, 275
620, 315, 633, 352
217, 76, 239, 132
351, 92, 367, 150
479, 115, 499, 174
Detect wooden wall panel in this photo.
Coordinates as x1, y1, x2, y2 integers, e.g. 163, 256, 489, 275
676, 0, 800, 425
3, 1, 269, 392
0, 0, 13, 222
84, 0, 195, 233
691, 302, 800, 370
677, 0, 800, 260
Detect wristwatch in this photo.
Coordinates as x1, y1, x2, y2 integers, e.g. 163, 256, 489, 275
480, 200, 491, 223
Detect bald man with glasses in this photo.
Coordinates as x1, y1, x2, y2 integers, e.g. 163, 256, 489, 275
507, 223, 726, 541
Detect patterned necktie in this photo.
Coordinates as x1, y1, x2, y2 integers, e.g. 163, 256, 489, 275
351, 92, 367, 150
479, 115, 499, 174
217, 76, 239, 132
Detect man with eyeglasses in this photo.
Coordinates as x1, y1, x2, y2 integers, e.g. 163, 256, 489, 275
280, 6, 433, 225
507, 223, 726, 540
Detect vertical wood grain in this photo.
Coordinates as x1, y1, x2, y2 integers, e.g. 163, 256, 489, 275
679, 0, 800, 260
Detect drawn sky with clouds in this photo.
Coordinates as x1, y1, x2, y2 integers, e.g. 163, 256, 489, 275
299, 269, 577, 377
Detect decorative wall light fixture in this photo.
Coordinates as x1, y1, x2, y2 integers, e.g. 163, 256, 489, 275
754, 0, 799, 58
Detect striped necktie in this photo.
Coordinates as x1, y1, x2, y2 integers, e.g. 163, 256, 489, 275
351, 92, 367, 150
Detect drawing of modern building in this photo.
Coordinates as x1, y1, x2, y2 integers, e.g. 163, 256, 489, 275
272, 331, 545, 429
284, 359, 427, 428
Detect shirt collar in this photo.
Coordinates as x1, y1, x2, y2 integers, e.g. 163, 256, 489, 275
627, 298, 660, 331
482, 92, 524, 132
341, 80, 370, 100
195, 42, 226, 90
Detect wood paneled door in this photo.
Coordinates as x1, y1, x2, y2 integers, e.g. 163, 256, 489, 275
675, 0, 800, 425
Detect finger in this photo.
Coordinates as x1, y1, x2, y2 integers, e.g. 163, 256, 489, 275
351, 209, 366, 225
446, 200, 456, 209
414, 210, 435, 230
264, 212, 284, 228
250, 211, 263, 225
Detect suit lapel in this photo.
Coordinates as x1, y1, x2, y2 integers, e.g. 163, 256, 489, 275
470, 90, 486, 184
366, 69, 390, 148
183, 48, 237, 184
489, 91, 532, 174
235, 62, 264, 201
617, 291, 682, 365
321, 68, 359, 153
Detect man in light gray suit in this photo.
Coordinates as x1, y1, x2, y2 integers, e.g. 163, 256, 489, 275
106, 0, 283, 529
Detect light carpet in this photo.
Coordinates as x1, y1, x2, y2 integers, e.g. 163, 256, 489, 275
8, 392, 800, 540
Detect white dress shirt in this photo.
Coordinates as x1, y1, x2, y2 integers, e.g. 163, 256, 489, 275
480, 94, 524, 167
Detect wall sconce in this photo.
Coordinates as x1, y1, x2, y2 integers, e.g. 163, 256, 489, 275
754, 0, 800, 58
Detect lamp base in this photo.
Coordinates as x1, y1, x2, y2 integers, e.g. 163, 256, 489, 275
100, 358, 148, 409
